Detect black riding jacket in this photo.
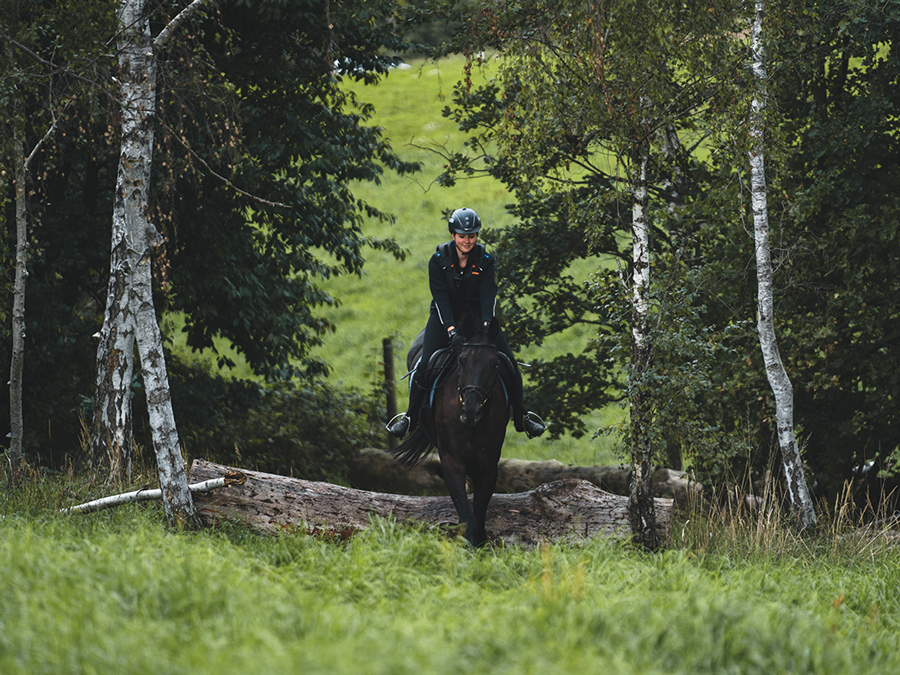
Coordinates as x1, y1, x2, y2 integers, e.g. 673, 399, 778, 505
428, 241, 498, 328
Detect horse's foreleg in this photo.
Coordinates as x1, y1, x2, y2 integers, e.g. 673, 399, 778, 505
439, 451, 479, 545
469, 463, 499, 547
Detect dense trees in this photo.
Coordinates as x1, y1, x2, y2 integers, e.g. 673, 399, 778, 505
4, 0, 898, 522
1, 0, 117, 484
437, 0, 900, 511
2, 0, 418, 476
435, 0, 741, 542
757, 0, 900, 501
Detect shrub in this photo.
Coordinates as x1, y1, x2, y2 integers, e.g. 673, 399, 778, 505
169, 359, 384, 483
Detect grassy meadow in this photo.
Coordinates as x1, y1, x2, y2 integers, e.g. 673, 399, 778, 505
169, 54, 623, 466
4, 473, 900, 675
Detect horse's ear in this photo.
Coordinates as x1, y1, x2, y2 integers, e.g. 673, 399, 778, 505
488, 317, 500, 339
462, 315, 476, 339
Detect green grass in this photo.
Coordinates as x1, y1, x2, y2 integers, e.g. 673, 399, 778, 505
169, 54, 624, 466
4, 474, 900, 675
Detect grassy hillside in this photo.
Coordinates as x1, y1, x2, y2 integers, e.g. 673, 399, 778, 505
4, 478, 900, 675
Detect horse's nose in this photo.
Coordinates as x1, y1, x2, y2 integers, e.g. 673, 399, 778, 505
460, 407, 482, 427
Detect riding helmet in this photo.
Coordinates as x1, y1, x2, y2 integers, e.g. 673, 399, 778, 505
448, 207, 482, 234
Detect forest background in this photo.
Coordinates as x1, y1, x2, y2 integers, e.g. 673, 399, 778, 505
2, 0, 900, 513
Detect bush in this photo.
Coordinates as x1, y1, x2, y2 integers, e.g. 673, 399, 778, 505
169, 359, 384, 483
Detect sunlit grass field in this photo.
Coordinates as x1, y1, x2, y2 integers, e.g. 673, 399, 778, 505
4, 474, 900, 675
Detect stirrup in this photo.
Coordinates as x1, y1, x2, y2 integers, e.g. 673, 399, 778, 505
386, 412, 410, 438
522, 411, 547, 439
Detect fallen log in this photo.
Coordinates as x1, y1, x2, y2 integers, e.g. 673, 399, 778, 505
349, 448, 701, 507
189, 459, 674, 546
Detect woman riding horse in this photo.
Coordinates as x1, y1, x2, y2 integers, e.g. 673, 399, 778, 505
387, 207, 546, 440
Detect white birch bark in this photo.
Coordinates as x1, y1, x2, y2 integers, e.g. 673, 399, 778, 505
749, 0, 817, 530
61, 473, 245, 514
627, 147, 658, 549
8, 136, 27, 484
92, 0, 206, 525
6, 36, 61, 486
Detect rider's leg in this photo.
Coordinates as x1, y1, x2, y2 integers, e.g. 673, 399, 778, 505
388, 312, 447, 438
496, 330, 547, 438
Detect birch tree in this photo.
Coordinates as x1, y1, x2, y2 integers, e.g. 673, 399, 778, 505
2, 2, 109, 486
6, 125, 56, 486
7, 134, 28, 486
93, 0, 207, 526
627, 144, 657, 547
748, 0, 816, 530
1, 33, 27, 485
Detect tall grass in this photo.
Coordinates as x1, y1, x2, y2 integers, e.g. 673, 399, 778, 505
3, 468, 900, 675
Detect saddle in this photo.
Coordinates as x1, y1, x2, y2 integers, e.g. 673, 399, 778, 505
405, 329, 516, 447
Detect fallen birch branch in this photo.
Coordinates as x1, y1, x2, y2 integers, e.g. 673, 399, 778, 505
60, 472, 247, 514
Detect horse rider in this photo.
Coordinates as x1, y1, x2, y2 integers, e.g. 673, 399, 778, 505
387, 207, 547, 440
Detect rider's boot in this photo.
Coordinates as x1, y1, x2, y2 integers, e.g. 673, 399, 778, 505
519, 411, 547, 439
387, 369, 424, 438
509, 364, 547, 438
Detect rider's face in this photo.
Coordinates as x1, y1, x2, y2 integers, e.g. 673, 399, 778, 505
452, 232, 478, 255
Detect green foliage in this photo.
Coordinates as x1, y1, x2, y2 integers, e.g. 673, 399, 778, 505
757, 0, 900, 498
666, 0, 900, 498
433, 0, 747, 458
427, 0, 900, 501
596, 248, 758, 482
155, 0, 422, 379
169, 359, 383, 482
2, 0, 424, 464
3, 485, 900, 674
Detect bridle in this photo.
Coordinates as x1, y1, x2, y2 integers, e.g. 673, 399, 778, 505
457, 342, 500, 408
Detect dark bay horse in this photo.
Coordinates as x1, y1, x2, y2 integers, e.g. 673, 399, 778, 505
391, 316, 508, 546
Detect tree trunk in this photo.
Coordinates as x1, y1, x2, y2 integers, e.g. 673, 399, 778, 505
134, 264, 198, 526
92, 0, 152, 480
628, 146, 658, 549
91, 237, 135, 480
92, 0, 200, 526
189, 460, 675, 547
749, 0, 817, 530
8, 135, 27, 486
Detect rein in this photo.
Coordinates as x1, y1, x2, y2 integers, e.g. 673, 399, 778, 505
457, 342, 499, 408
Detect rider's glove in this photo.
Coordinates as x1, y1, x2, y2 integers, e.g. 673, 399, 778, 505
448, 328, 465, 353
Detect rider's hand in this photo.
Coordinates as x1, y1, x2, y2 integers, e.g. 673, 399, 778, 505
448, 328, 465, 352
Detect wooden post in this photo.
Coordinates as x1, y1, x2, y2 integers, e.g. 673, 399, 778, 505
383, 337, 398, 449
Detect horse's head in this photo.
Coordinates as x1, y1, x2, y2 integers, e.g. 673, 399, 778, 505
457, 316, 501, 428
